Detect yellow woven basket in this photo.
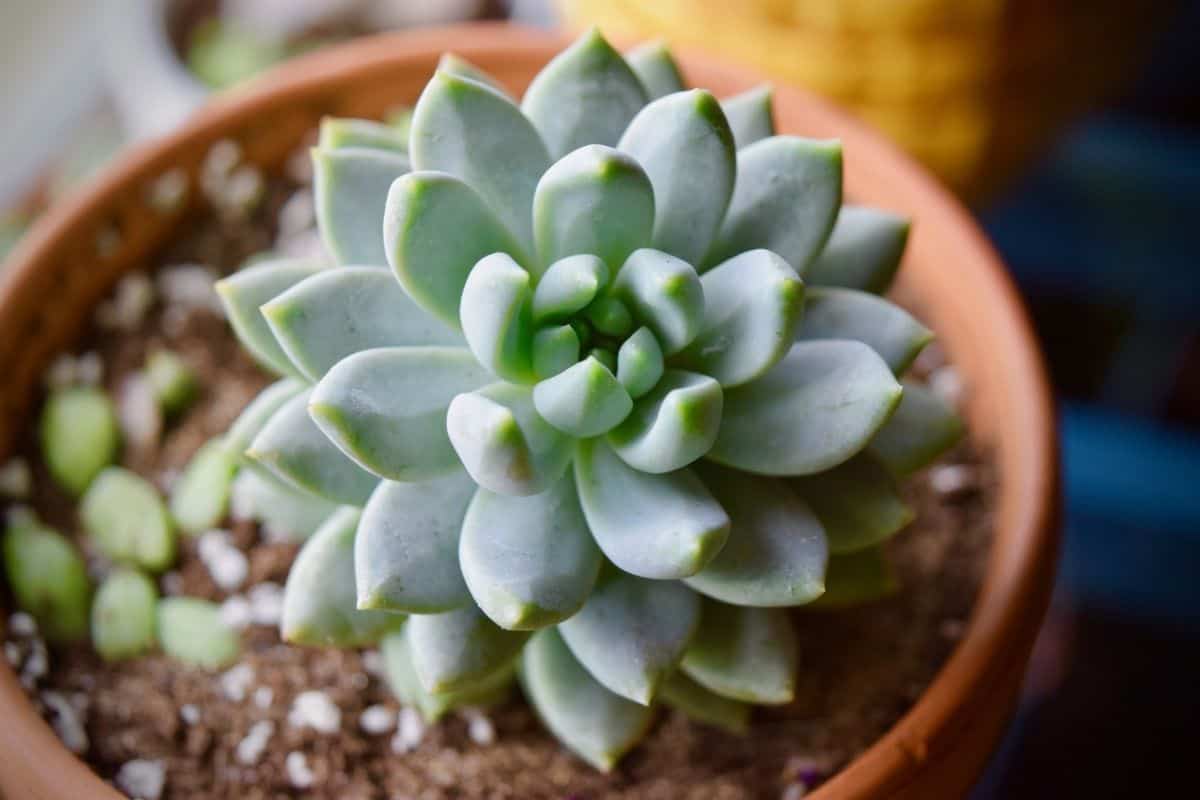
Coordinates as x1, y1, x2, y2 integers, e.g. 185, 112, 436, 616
559, 0, 1159, 200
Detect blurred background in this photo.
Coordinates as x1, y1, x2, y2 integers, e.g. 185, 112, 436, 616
2, 1, 1197, 796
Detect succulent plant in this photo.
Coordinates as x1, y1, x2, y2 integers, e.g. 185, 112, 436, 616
216, 30, 961, 770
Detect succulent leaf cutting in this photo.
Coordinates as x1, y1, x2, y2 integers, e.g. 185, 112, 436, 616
215, 30, 962, 770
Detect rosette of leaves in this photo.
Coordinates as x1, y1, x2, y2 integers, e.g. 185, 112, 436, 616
216, 30, 962, 770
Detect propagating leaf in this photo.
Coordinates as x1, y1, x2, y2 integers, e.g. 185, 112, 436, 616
355, 472, 476, 613
721, 85, 774, 149
686, 464, 827, 606
38, 385, 119, 496
618, 90, 735, 264
318, 117, 407, 152
806, 205, 910, 294
616, 326, 664, 398
91, 568, 158, 662
789, 454, 912, 555
611, 248, 705, 354
247, 388, 378, 506
381, 627, 515, 722
659, 671, 750, 734
523, 29, 649, 159
680, 600, 797, 704
437, 52, 510, 95
215, 258, 322, 378
459, 474, 602, 629
2, 511, 90, 643
157, 597, 239, 669
575, 439, 729, 579
385, 171, 528, 326
313, 147, 411, 266
797, 287, 932, 374
559, 568, 701, 704
410, 69, 550, 251
262, 267, 462, 381
446, 382, 573, 496
531, 254, 608, 323
229, 469, 339, 541
521, 628, 655, 771
811, 545, 898, 608
625, 40, 685, 99
459, 253, 536, 383
533, 356, 633, 438
608, 369, 722, 473
407, 605, 528, 693
707, 136, 842, 274
310, 347, 489, 482
281, 507, 404, 647
145, 349, 197, 415
532, 324, 581, 379
81, 467, 176, 573
226, 378, 306, 456
676, 249, 804, 387
169, 437, 239, 535
868, 381, 964, 476
709, 340, 902, 476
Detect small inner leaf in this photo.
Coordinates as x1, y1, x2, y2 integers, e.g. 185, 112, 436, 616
313, 147, 411, 267
532, 254, 609, 323
607, 369, 723, 474
806, 205, 910, 294
460, 253, 536, 383
797, 287, 932, 374
533, 356, 633, 438
721, 85, 775, 149
625, 40, 685, 100
616, 326, 664, 399
611, 248, 705, 354
532, 324, 581, 379
680, 600, 797, 704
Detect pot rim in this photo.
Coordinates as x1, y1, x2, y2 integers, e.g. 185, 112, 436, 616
0, 22, 1058, 800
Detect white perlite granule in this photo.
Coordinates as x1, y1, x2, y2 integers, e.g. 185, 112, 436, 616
254, 686, 274, 709
115, 758, 167, 800
781, 784, 807, 800
156, 264, 221, 313
219, 663, 255, 702
0, 458, 32, 498
219, 595, 253, 630
465, 710, 496, 746
9, 611, 36, 637
41, 690, 88, 754
285, 751, 317, 789
75, 352, 104, 386
248, 582, 285, 627
929, 464, 977, 496
44, 352, 104, 389
95, 273, 155, 331
180, 704, 200, 725
117, 373, 163, 454
288, 691, 341, 734
360, 649, 386, 678
5, 642, 21, 666
236, 720, 275, 766
197, 530, 249, 591
359, 704, 396, 735
391, 707, 425, 754
929, 365, 964, 406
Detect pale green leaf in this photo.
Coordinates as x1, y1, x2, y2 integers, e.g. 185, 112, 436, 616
806, 205, 910, 294
215, 258, 322, 378
797, 287, 932, 374
437, 52, 510, 95
407, 605, 529, 693
532, 324, 581, 379
459, 253, 536, 383
659, 671, 750, 734
313, 147, 411, 267
721, 85, 774, 149
789, 454, 912, 555
625, 40, 684, 100
810, 545, 898, 608
381, 628, 515, 722
608, 369, 722, 473
868, 381, 964, 476
611, 248, 705, 354
318, 117, 407, 152
531, 254, 608, 323
229, 469, 339, 541
533, 356, 633, 437
227, 378, 306, 456
616, 326, 663, 398
680, 600, 797, 704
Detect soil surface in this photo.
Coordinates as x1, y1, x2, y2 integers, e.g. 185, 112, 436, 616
1, 159, 997, 800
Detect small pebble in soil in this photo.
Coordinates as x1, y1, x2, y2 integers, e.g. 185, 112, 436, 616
156, 264, 222, 314
235, 720, 275, 766
929, 464, 978, 496
360, 649, 385, 678
197, 530, 249, 591
0, 457, 32, 498
218, 662, 255, 702
465, 710, 496, 746
219, 595, 252, 630
114, 758, 167, 800
358, 704, 395, 735
179, 704, 200, 725
929, 364, 964, 406
781, 784, 808, 800
285, 751, 317, 789
95, 273, 155, 332
391, 707, 425, 754
289, 690, 341, 734
247, 582, 284, 626
9, 611, 37, 637
117, 373, 163, 454
41, 690, 88, 754
253, 686, 274, 709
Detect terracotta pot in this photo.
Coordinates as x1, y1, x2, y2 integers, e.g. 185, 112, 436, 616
0, 22, 1058, 800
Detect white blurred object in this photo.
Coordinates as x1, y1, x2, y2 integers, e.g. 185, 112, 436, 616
225, 0, 363, 42
363, 0, 485, 29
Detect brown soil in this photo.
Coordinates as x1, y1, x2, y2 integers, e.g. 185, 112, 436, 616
2, 167, 997, 800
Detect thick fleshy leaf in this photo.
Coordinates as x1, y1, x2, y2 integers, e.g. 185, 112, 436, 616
459, 253, 536, 382
521, 628, 655, 772
709, 340, 902, 476
381, 628, 515, 722
680, 601, 797, 704
624, 40, 684, 100
608, 370, 722, 473
583, 296, 634, 338
229, 469, 339, 541
459, 474, 602, 629
868, 381, 964, 476
384, 171, 526, 326
227, 378, 306, 456
806, 205, 910, 294
687, 464, 826, 606
318, 117, 407, 152
559, 568, 701, 704
446, 382, 573, 496
436, 52, 509, 95
797, 287, 932, 374
616, 326, 664, 398
262, 267, 462, 381
407, 605, 529, 693
533, 356, 633, 438
811, 546, 898, 608
789, 454, 913, 555
532, 324, 581, 379
575, 439, 729, 579
246, 389, 378, 506
523, 29, 649, 159
533, 143, 655, 276
313, 147, 411, 267
281, 508, 405, 647
355, 472, 476, 613
309, 347, 489, 482
410, 69, 550, 251
617, 90, 735, 264
707, 136, 842, 274
676, 249, 804, 387
659, 671, 750, 734
531, 254, 608, 323
215, 258, 323, 378
611, 248, 705, 354
721, 85, 774, 149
